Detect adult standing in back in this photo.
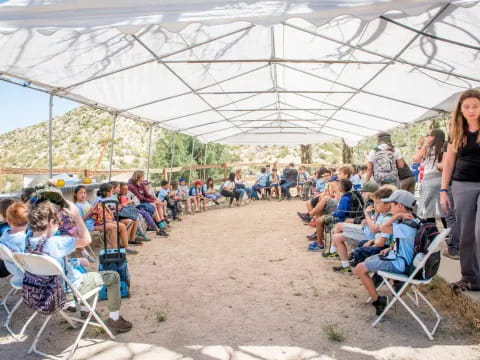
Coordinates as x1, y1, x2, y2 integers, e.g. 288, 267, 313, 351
441, 89, 480, 292
281, 162, 298, 200
365, 132, 405, 187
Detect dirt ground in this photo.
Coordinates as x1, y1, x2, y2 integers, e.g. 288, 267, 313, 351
1, 199, 479, 359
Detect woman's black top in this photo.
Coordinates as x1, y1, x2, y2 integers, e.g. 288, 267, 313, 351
452, 130, 480, 182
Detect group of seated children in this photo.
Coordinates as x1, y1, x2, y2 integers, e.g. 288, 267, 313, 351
297, 165, 420, 315
0, 191, 133, 333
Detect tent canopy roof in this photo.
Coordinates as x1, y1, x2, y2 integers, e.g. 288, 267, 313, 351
1, 0, 479, 144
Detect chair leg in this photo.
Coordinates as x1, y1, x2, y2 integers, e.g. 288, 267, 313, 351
415, 288, 442, 337
19, 309, 38, 339
58, 310, 78, 329
1, 288, 15, 315
4, 297, 24, 339
28, 314, 54, 357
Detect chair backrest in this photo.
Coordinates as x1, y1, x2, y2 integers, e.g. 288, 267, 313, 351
13, 252, 64, 277
0, 243, 24, 273
426, 228, 450, 254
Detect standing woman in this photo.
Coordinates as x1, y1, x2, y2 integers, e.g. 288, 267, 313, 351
441, 89, 480, 292
414, 129, 446, 225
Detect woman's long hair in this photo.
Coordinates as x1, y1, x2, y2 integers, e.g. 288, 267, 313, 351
428, 128, 446, 163
73, 185, 86, 203
450, 89, 480, 152
206, 177, 214, 189
130, 170, 145, 184
97, 183, 113, 198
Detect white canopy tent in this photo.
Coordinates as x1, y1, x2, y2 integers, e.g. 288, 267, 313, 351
1, 0, 479, 148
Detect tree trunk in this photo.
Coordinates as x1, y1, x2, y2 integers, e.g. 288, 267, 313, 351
300, 144, 312, 164
342, 139, 353, 164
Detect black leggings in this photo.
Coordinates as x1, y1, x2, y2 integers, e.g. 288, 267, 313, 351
221, 189, 239, 204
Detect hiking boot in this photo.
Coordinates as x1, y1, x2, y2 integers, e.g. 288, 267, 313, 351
372, 296, 388, 316
156, 230, 169, 237
332, 265, 352, 273
106, 316, 133, 333
308, 241, 325, 252
297, 212, 311, 222
322, 252, 339, 258
442, 249, 460, 260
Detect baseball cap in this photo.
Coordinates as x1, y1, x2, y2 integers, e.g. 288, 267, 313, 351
381, 190, 416, 209
194, 180, 203, 186
360, 181, 379, 193
179, 177, 186, 182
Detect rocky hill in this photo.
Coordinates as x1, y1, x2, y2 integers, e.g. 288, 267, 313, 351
0, 105, 449, 192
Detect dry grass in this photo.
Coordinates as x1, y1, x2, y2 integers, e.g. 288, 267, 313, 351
323, 324, 347, 343
421, 276, 480, 335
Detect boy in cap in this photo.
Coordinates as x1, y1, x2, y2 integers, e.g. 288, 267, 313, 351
354, 189, 418, 315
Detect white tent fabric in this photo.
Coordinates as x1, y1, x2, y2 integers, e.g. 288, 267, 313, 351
0, 0, 479, 145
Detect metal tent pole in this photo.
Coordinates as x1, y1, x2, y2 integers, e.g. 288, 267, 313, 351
146, 125, 153, 180
108, 113, 117, 182
168, 132, 177, 184
203, 143, 209, 181
188, 140, 196, 184
48, 94, 54, 179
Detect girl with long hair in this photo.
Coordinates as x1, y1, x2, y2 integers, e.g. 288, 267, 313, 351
441, 89, 480, 292
414, 128, 446, 224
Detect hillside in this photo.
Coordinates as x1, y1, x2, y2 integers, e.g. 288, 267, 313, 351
0, 105, 449, 192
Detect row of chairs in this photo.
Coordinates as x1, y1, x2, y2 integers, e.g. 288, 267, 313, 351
0, 244, 113, 359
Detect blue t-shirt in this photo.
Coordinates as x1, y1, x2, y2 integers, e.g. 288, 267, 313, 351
383, 220, 419, 273
158, 188, 169, 201
297, 172, 309, 183
315, 179, 326, 192
0, 222, 10, 237
28, 235, 84, 287
75, 201, 92, 218
257, 173, 269, 187
372, 213, 393, 245
0, 230, 27, 286
332, 193, 353, 221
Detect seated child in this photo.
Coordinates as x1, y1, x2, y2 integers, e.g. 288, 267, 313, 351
297, 166, 309, 199
190, 180, 207, 211
0, 198, 18, 278
269, 168, 282, 201
27, 199, 133, 332
0, 202, 28, 286
202, 177, 221, 205
253, 167, 270, 198
308, 179, 353, 251
330, 186, 394, 272
158, 180, 181, 220
178, 177, 197, 214
354, 190, 418, 315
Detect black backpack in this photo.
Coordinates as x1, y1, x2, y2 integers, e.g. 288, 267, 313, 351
404, 219, 440, 280
349, 189, 365, 218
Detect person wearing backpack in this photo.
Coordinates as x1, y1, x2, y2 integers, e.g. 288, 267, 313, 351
354, 190, 418, 315
366, 132, 405, 187
27, 199, 133, 332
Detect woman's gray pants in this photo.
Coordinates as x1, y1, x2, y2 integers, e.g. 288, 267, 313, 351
452, 181, 480, 287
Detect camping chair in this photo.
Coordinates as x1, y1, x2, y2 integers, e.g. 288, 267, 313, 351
0, 243, 27, 339
13, 252, 115, 360
368, 228, 450, 340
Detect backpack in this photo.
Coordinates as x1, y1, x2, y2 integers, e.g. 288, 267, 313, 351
22, 236, 66, 315
350, 189, 365, 217
404, 220, 440, 280
373, 146, 398, 184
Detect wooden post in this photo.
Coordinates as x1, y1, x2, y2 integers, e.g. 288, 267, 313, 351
223, 163, 228, 181
0, 168, 3, 193
163, 168, 168, 181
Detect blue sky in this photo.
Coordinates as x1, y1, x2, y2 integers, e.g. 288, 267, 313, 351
0, 82, 79, 135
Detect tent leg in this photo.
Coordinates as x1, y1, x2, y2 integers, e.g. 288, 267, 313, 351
168, 132, 177, 184
188, 141, 195, 184
108, 113, 117, 182
146, 126, 153, 180
48, 94, 54, 179
203, 143, 209, 181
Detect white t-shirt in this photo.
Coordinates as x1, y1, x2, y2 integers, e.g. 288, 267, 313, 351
367, 146, 402, 163
423, 147, 440, 175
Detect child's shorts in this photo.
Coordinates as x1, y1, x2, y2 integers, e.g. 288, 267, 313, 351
342, 223, 369, 246
365, 254, 397, 273
323, 215, 338, 225
353, 246, 387, 263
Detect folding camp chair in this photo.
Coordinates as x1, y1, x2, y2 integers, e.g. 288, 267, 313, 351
368, 229, 450, 340
13, 252, 115, 360
0, 243, 27, 339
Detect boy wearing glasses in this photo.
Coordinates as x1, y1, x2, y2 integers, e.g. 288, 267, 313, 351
354, 190, 418, 315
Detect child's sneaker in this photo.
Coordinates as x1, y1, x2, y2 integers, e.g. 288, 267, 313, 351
308, 241, 325, 252
332, 265, 352, 273
156, 229, 169, 237
372, 296, 388, 315
306, 232, 317, 240
322, 251, 338, 258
